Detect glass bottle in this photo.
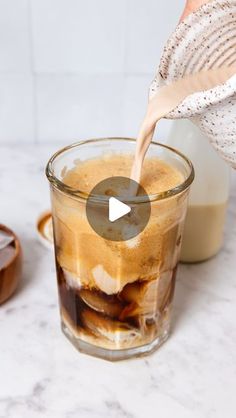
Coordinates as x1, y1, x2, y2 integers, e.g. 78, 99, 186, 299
167, 119, 230, 263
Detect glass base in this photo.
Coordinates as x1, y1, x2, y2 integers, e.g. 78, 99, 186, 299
61, 320, 170, 361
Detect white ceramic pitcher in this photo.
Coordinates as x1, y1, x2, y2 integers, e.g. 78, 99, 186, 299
150, 0, 236, 168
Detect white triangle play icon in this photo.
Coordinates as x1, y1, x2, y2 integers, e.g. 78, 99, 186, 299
109, 197, 131, 222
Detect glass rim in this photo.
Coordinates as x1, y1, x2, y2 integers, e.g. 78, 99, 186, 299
46, 137, 195, 203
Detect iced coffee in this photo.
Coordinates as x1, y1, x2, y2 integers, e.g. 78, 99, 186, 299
46, 138, 194, 360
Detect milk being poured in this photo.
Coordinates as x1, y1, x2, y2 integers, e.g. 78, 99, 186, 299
131, 66, 236, 183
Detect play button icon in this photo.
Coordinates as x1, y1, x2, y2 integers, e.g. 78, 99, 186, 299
86, 176, 151, 241
109, 197, 131, 222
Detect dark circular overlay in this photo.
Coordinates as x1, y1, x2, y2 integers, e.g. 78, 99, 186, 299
86, 176, 151, 242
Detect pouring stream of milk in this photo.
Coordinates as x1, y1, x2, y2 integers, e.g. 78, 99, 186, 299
131, 66, 236, 184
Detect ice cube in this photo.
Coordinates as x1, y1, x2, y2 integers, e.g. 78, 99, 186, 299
81, 309, 141, 344
62, 268, 83, 289
92, 265, 121, 295
0, 230, 14, 251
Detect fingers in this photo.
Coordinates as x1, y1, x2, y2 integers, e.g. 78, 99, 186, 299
180, 0, 211, 22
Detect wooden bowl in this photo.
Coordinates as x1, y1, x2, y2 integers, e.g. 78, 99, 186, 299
0, 225, 22, 305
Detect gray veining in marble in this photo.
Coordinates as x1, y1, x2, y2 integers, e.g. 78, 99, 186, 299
0, 144, 236, 418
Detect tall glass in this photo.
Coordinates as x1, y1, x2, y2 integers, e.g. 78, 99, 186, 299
46, 138, 194, 361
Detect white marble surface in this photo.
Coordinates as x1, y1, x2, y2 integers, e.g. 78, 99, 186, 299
0, 144, 236, 418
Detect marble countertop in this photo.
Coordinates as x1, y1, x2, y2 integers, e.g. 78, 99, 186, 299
0, 144, 236, 418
